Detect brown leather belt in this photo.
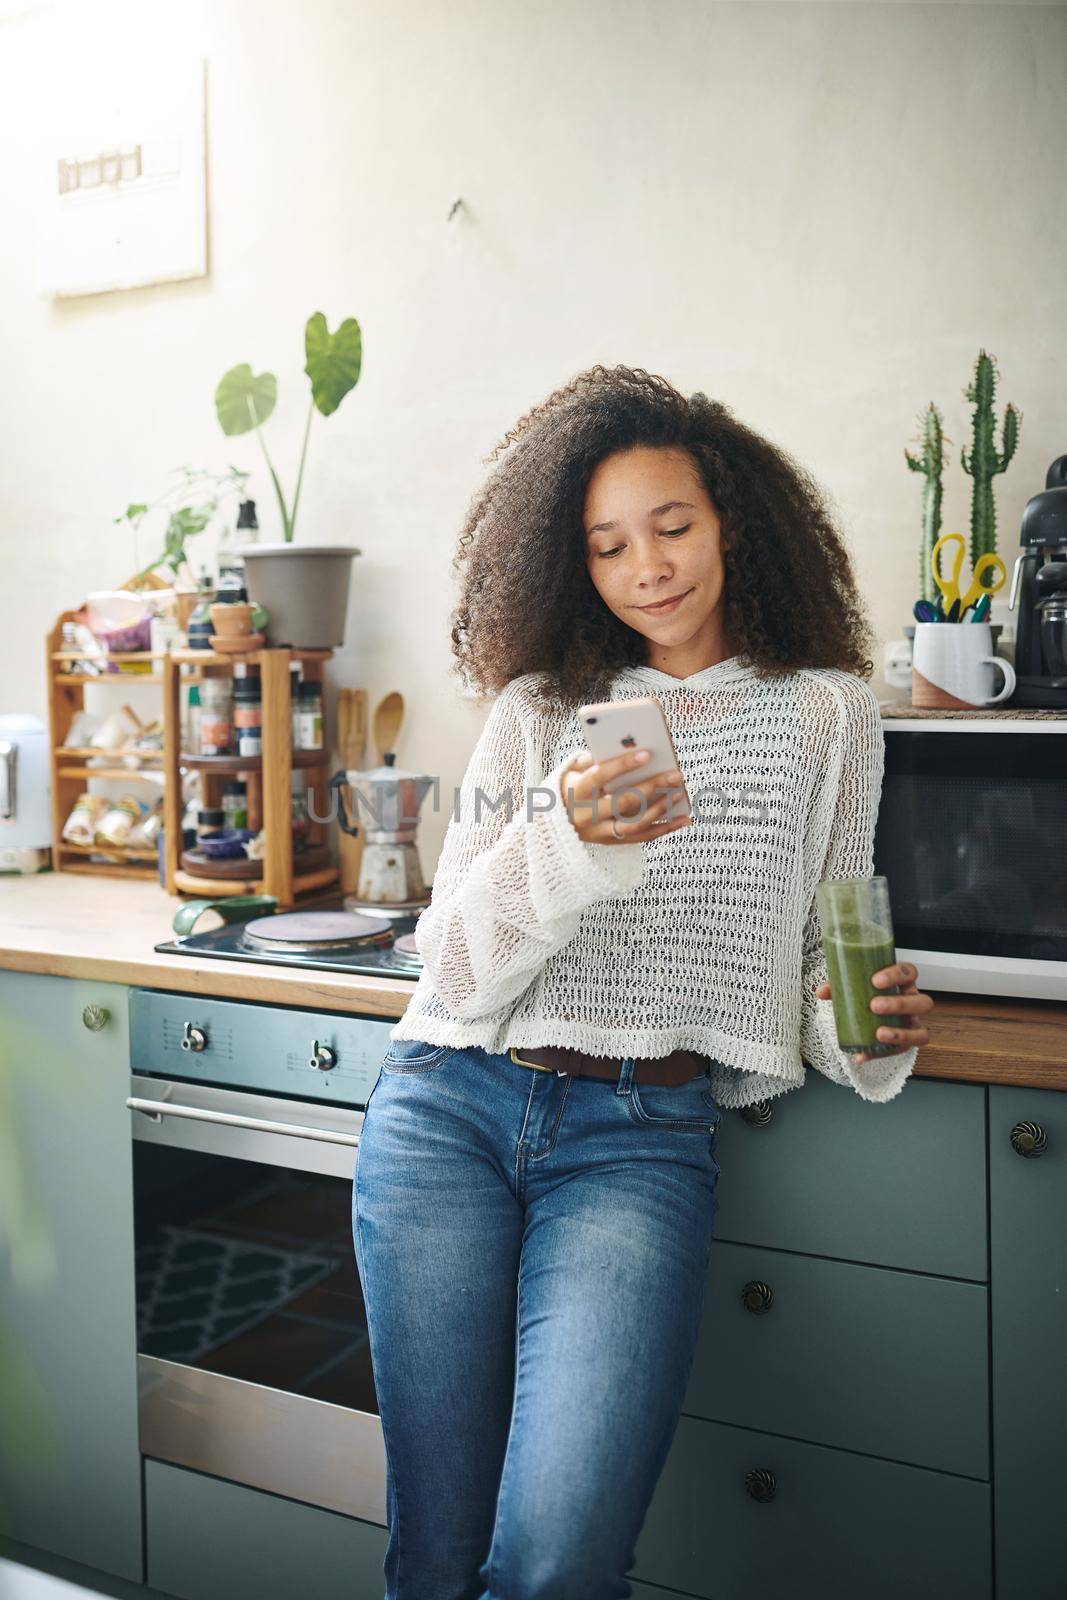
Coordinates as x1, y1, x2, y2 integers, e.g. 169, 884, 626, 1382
508, 1044, 708, 1088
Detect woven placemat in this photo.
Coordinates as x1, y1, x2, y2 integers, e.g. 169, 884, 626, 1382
878, 698, 1065, 721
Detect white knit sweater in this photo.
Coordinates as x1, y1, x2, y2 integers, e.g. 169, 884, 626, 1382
391, 657, 918, 1107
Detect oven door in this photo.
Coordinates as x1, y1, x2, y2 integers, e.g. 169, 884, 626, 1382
128, 1073, 384, 1524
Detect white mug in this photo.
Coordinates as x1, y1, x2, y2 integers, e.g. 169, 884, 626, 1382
911, 621, 1016, 708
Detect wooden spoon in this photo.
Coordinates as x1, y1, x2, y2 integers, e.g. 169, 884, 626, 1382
372, 691, 404, 766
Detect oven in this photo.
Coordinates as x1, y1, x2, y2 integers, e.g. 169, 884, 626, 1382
128, 987, 396, 1524
875, 717, 1067, 1001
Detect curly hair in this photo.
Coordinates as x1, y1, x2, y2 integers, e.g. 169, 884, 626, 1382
450, 364, 875, 712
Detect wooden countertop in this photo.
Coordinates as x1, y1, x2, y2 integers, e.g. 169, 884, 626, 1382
0, 873, 414, 1021
0, 874, 1063, 1090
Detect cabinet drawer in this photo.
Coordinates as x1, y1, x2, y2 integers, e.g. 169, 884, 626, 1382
145, 1460, 387, 1600
713, 1073, 987, 1278
688, 1242, 988, 1477
635, 1417, 992, 1600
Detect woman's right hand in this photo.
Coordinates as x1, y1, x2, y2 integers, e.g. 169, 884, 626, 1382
558, 748, 692, 845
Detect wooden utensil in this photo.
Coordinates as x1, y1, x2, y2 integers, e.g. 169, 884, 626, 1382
373, 691, 404, 765
337, 689, 367, 894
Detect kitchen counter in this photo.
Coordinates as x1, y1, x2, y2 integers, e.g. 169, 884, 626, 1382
0, 873, 1063, 1089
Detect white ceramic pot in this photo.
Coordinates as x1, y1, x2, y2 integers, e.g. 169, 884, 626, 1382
238, 544, 361, 648
911, 621, 1017, 708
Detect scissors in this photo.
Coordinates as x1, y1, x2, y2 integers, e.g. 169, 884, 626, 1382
930, 533, 1006, 622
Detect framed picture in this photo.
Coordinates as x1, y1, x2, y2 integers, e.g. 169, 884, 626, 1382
36, 52, 207, 298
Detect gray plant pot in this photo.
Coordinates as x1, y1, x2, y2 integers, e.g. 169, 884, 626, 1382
237, 543, 361, 648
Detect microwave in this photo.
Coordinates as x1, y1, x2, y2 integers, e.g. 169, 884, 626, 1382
874, 717, 1067, 1002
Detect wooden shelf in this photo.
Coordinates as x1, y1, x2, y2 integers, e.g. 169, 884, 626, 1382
58, 842, 160, 864
57, 857, 160, 881
49, 608, 338, 907
53, 766, 166, 782
179, 748, 330, 773
55, 672, 163, 686
172, 865, 338, 898
52, 650, 166, 663
57, 746, 163, 763
171, 647, 332, 668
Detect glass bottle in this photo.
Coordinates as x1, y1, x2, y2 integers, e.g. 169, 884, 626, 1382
186, 569, 216, 651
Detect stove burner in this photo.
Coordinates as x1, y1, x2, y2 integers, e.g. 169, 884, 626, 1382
379, 932, 423, 972
241, 910, 396, 954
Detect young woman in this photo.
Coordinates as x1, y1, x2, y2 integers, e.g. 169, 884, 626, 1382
353, 364, 934, 1600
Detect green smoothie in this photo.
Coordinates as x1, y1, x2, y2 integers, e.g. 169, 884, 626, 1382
822, 917, 903, 1054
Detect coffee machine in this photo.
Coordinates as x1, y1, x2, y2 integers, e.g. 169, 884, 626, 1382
1008, 454, 1067, 708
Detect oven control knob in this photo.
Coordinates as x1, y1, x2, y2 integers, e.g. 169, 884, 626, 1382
310, 1040, 337, 1073
180, 1022, 208, 1053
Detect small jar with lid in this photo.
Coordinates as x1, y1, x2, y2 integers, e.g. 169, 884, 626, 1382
222, 781, 248, 831
197, 806, 226, 840
233, 672, 262, 757
296, 679, 323, 750
199, 677, 233, 756
290, 664, 302, 748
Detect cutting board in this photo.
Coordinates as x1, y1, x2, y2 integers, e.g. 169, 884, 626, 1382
336, 689, 367, 894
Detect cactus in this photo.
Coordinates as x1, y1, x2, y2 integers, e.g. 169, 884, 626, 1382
960, 350, 1020, 571
904, 403, 947, 604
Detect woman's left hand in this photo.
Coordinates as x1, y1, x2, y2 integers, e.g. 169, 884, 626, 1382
814, 961, 934, 1065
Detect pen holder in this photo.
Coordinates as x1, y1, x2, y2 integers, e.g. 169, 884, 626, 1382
911, 622, 1016, 708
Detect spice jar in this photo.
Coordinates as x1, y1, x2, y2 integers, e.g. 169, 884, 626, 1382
297, 679, 324, 750
233, 673, 262, 757
290, 664, 302, 748
199, 677, 233, 756
197, 807, 226, 839
222, 781, 248, 831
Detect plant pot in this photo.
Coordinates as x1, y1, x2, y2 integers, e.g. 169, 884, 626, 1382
210, 602, 254, 639
237, 543, 361, 649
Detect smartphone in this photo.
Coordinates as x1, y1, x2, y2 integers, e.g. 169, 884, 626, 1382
576, 696, 692, 819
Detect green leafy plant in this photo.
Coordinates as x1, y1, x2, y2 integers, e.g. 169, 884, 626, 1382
962, 350, 1021, 571
115, 464, 250, 584
214, 311, 363, 542
904, 403, 948, 605
904, 350, 1022, 603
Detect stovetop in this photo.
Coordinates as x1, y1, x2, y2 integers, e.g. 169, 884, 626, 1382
155, 907, 424, 980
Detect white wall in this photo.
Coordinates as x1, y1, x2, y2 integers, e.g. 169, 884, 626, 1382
1, 0, 1064, 870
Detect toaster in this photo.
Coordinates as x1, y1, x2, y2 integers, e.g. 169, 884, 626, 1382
0, 714, 51, 873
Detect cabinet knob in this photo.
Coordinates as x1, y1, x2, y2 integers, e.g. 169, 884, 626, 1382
180, 1022, 208, 1053
744, 1467, 777, 1503
740, 1100, 774, 1128
81, 1004, 110, 1032
741, 1280, 775, 1315
310, 1040, 337, 1073
1010, 1121, 1048, 1159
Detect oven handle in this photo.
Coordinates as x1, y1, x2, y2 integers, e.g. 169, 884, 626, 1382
126, 1096, 360, 1149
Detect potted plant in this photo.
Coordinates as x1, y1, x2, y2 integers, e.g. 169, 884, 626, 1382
903, 349, 1022, 656
214, 312, 363, 647
115, 465, 250, 627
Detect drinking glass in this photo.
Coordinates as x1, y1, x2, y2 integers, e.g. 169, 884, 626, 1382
815, 876, 904, 1058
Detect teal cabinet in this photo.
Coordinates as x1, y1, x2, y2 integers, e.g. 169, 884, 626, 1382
0, 972, 141, 1582
635, 1417, 992, 1600
989, 1085, 1067, 1599
690, 1240, 989, 1476
713, 1073, 988, 1279
145, 1460, 387, 1600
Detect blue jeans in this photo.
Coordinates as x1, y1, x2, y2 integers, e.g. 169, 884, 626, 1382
352, 1040, 722, 1600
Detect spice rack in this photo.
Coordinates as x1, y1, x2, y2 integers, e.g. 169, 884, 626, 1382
162, 647, 338, 907
46, 608, 167, 881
